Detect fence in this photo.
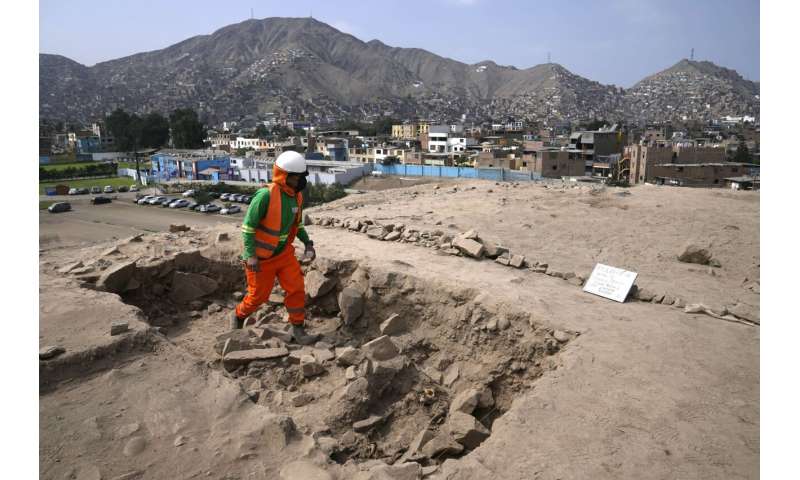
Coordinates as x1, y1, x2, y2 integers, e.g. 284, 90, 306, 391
372, 164, 543, 182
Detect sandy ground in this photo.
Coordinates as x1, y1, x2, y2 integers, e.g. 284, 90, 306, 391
38, 179, 759, 479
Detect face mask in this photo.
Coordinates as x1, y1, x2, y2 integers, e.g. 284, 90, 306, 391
295, 175, 308, 192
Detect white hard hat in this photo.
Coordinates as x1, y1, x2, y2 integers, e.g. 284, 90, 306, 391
275, 151, 307, 173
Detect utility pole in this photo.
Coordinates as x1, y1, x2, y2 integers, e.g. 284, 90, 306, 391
690, 48, 694, 61
547, 52, 551, 64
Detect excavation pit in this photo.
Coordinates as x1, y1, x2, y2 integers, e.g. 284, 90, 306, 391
110, 252, 574, 468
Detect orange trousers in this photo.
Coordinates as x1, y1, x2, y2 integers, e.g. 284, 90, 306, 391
235, 245, 305, 325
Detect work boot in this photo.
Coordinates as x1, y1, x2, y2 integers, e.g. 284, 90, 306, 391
288, 324, 320, 346
229, 311, 244, 330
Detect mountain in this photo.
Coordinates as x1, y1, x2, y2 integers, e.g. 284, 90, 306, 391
39, 18, 758, 126
623, 59, 760, 122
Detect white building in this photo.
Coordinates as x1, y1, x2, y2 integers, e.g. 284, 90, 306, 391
427, 125, 449, 153
231, 137, 270, 150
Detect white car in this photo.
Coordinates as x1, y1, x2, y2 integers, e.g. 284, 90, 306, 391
147, 196, 167, 205
182, 189, 195, 197
137, 195, 155, 205
68, 188, 79, 195
169, 199, 190, 208
103, 185, 114, 193
130, 185, 139, 192
220, 205, 241, 215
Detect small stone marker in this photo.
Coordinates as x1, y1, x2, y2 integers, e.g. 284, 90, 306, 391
582, 263, 638, 303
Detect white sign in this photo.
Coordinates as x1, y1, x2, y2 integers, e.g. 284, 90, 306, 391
582, 263, 638, 303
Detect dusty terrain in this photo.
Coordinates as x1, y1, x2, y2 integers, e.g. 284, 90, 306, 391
39, 179, 759, 480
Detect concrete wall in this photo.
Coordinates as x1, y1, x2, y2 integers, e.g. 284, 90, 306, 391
535, 150, 583, 178
649, 163, 748, 187
674, 146, 726, 164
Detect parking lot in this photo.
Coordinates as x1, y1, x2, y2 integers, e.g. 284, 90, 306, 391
39, 193, 245, 249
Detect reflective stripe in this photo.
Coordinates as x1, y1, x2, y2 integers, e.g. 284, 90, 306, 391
286, 306, 304, 314
279, 235, 289, 240
241, 225, 256, 234
254, 240, 276, 251
256, 224, 280, 236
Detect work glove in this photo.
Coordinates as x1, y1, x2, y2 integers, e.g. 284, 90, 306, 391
302, 243, 316, 264
246, 256, 260, 272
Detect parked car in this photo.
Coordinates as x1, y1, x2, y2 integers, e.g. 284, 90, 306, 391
118, 185, 129, 192
209, 192, 221, 199
169, 199, 190, 208
182, 189, 195, 197
220, 193, 231, 201
137, 195, 154, 205
220, 205, 241, 215
77, 188, 90, 195
147, 196, 167, 205
242, 195, 252, 204
161, 197, 178, 207
199, 204, 221, 213
90, 186, 102, 194
47, 202, 71, 213
68, 188, 79, 195
186, 201, 199, 210
90, 196, 112, 205
130, 185, 139, 192
103, 186, 115, 193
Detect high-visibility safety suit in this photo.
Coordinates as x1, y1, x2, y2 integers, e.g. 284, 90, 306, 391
235, 165, 311, 325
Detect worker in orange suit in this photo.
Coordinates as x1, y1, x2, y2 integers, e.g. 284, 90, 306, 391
232, 150, 319, 345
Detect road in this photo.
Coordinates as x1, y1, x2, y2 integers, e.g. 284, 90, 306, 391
40, 198, 243, 249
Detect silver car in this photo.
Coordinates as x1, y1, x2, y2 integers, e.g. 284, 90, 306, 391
169, 199, 190, 208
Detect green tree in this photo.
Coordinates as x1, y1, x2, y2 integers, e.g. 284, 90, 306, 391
106, 109, 144, 184
254, 124, 269, 139
169, 108, 206, 148
733, 140, 752, 163
140, 113, 170, 148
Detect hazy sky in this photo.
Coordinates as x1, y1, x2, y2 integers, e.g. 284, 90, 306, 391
39, 0, 759, 87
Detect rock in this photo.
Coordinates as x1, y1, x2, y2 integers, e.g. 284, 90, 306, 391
305, 270, 337, 299
127, 234, 144, 243
384, 231, 401, 242
109, 471, 144, 480
115, 422, 141, 439
662, 295, 676, 306
336, 346, 364, 366
279, 460, 334, 480
673, 297, 686, 309
421, 465, 439, 477
476, 387, 494, 408
509, 254, 525, 268
232, 291, 244, 301
449, 388, 481, 416
634, 287, 655, 302
362, 335, 400, 361
300, 355, 325, 377
729, 303, 760, 324
123, 277, 140, 292
553, 330, 570, 343
123, 436, 147, 456
97, 260, 137, 294
58, 261, 84, 274
452, 237, 485, 259
345, 365, 358, 380
443, 364, 460, 387
291, 392, 314, 407
678, 243, 712, 265
379, 313, 407, 336
39, 345, 65, 360
482, 240, 508, 259
651, 293, 665, 304
312, 348, 335, 363
353, 415, 384, 432
708, 258, 722, 268
366, 226, 389, 240
216, 232, 230, 242
214, 330, 253, 355
497, 317, 510, 330
223, 347, 289, 369
567, 276, 584, 286
364, 462, 422, 480
208, 303, 223, 313
103, 245, 121, 256
173, 435, 187, 447
447, 411, 491, 449
420, 431, 464, 458
170, 272, 218, 304
460, 229, 479, 240
110, 321, 129, 336
338, 287, 365, 325
494, 254, 510, 266
399, 428, 435, 463
169, 224, 190, 233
